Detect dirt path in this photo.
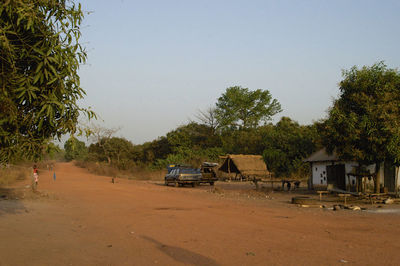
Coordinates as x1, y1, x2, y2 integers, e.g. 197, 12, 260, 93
1, 162, 400, 265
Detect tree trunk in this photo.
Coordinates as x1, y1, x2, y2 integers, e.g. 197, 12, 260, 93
375, 162, 381, 193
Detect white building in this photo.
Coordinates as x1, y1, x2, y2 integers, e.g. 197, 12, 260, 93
304, 149, 400, 192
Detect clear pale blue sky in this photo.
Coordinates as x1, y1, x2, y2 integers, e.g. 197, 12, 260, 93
77, 0, 400, 144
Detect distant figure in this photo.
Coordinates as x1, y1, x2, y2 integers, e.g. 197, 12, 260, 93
286, 181, 291, 191
33, 165, 39, 190
53, 172, 56, 181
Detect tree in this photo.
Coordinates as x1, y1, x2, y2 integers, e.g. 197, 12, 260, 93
215, 86, 281, 130
163, 122, 223, 165
64, 136, 87, 161
139, 136, 171, 163
321, 62, 400, 191
195, 106, 219, 134
43, 141, 62, 160
220, 127, 264, 155
0, 0, 95, 163
167, 122, 221, 150
86, 124, 120, 164
262, 117, 319, 177
102, 137, 134, 168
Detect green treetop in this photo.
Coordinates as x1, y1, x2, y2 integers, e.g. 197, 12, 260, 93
215, 86, 281, 130
321, 62, 400, 191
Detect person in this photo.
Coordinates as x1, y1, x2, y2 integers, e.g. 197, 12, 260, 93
33, 165, 39, 186
286, 181, 291, 191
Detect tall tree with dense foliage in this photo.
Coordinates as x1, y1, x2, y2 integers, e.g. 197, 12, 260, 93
262, 117, 319, 177
321, 62, 400, 191
156, 122, 223, 167
0, 0, 95, 162
215, 86, 281, 130
64, 137, 87, 161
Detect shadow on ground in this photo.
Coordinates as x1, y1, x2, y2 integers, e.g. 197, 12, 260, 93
0, 188, 27, 216
141, 235, 220, 266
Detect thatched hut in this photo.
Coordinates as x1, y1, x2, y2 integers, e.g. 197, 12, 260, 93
218, 154, 270, 180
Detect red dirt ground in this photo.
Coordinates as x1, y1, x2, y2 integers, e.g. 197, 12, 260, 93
1, 162, 400, 265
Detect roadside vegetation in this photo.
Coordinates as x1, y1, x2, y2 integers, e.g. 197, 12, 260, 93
65, 86, 322, 180
0, 166, 29, 186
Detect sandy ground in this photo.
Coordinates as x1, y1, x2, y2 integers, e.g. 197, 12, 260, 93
1, 162, 400, 266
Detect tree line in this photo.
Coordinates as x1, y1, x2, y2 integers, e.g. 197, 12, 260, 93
63, 62, 400, 181
65, 86, 321, 178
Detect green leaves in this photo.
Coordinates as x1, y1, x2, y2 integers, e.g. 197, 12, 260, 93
0, 0, 95, 163
215, 86, 282, 130
64, 136, 88, 161
262, 117, 319, 177
322, 62, 400, 166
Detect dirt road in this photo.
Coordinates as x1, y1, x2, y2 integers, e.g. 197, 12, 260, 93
1, 162, 399, 265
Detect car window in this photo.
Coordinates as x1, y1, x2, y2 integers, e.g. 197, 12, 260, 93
180, 168, 200, 174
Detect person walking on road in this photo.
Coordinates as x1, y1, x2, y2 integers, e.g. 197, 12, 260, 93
33, 165, 39, 190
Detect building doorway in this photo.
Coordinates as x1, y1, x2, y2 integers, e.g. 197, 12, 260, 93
327, 164, 346, 190
384, 163, 396, 192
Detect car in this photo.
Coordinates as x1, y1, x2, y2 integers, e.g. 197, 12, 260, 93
199, 162, 218, 186
165, 165, 201, 187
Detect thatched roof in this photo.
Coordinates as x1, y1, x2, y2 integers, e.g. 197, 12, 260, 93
218, 154, 269, 177
303, 148, 338, 162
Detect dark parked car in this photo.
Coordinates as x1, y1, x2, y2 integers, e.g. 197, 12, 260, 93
165, 165, 201, 187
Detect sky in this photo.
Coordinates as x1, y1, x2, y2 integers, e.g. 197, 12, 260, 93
76, 0, 400, 144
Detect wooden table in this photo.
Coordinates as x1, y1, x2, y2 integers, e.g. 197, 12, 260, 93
316, 190, 329, 201
338, 194, 351, 205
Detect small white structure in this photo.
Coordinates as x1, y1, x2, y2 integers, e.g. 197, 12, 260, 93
304, 149, 400, 192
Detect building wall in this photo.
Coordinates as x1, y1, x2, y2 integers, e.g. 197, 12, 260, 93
312, 162, 327, 187
310, 162, 396, 191
311, 161, 373, 189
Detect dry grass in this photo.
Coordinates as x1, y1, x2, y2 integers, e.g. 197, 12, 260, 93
0, 166, 29, 186
75, 161, 165, 181
127, 168, 165, 181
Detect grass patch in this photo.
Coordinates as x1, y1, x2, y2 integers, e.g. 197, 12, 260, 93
0, 166, 29, 186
